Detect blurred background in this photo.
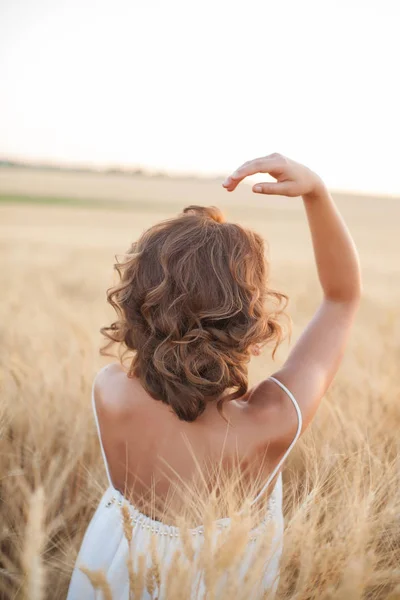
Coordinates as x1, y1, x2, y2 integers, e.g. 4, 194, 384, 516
1, 0, 400, 367
1, 2, 400, 598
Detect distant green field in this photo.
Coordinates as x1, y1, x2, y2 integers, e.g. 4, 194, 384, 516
0, 193, 135, 209
0, 194, 95, 207
0, 193, 188, 214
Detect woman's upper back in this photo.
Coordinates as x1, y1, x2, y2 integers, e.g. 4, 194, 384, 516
93, 363, 302, 517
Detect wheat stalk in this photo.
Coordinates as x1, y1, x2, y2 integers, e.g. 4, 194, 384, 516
133, 554, 147, 599
121, 502, 134, 544
121, 502, 137, 599
165, 548, 194, 599
176, 516, 195, 562
21, 486, 46, 600
79, 566, 113, 600
145, 535, 162, 597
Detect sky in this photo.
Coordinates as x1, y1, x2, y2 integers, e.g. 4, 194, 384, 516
1, 0, 400, 195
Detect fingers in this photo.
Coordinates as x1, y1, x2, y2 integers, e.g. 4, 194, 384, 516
252, 181, 294, 196
222, 161, 251, 192
222, 156, 282, 192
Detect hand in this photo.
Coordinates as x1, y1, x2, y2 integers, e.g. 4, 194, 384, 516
222, 153, 324, 198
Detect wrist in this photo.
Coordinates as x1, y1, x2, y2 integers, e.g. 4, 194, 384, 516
303, 178, 329, 202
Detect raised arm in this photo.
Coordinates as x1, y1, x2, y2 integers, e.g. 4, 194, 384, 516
223, 153, 362, 439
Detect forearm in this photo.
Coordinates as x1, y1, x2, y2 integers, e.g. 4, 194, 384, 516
303, 183, 362, 303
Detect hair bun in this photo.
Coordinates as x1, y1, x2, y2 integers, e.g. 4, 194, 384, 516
183, 205, 225, 224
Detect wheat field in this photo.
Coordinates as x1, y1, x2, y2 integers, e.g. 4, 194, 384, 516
1, 168, 400, 599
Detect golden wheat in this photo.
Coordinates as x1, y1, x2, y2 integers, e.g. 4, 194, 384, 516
1, 171, 400, 599
79, 567, 113, 600
21, 487, 46, 600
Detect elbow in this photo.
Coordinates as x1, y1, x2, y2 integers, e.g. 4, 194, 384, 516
326, 258, 363, 305
324, 277, 363, 307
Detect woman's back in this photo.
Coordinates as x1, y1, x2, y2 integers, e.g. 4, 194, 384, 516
93, 363, 298, 518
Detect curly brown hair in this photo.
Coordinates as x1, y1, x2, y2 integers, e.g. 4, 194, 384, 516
101, 205, 288, 422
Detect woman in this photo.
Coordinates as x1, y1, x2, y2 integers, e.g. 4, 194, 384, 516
67, 153, 361, 599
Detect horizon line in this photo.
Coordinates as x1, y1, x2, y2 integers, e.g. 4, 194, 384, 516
1, 155, 400, 200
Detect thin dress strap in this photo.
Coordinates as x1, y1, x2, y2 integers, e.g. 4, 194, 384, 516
249, 376, 303, 507
91, 382, 116, 490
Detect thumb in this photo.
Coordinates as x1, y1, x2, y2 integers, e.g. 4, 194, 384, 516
252, 181, 292, 195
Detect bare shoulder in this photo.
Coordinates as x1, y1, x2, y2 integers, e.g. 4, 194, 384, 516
93, 362, 134, 417
94, 362, 125, 385
245, 378, 301, 450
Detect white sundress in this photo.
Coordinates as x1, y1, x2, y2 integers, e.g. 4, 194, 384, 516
67, 376, 302, 599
